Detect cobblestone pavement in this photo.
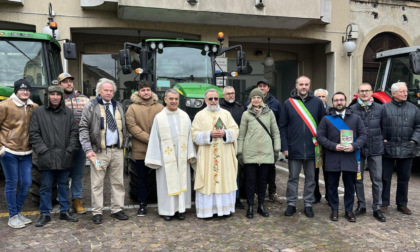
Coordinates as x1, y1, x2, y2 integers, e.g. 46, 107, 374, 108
1, 161, 420, 251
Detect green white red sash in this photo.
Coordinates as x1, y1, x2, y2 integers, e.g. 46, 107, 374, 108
289, 98, 322, 168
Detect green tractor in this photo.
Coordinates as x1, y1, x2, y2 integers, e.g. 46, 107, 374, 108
0, 20, 76, 204
118, 32, 250, 202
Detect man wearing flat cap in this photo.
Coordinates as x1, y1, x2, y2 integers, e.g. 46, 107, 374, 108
29, 85, 80, 227
0, 79, 38, 229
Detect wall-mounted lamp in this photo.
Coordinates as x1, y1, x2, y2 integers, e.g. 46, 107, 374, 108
41, 3, 60, 40
187, 0, 197, 4
342, 24, 358, 56
255, 0, 265, 8
263, 38, 274, 67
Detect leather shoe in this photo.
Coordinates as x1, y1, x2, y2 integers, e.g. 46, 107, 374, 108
35, 214, 51, 227
330, 211, 338, 221
59, 211, 78, 222
235, 198, 245, 209
257, 204, 269, 217
176, 212, 185, 220
162, 215, 172, 221
397, 205, 412, 215
373, 209, 386, 222
354, 205, 366, 216
246, 205, 253, 219
380, 206, 388, 213
111, 210, 129, 220
93, 214, 102, 224
304, 207, 314, 218
345, 211, 356, 222
284, 205, 296, 216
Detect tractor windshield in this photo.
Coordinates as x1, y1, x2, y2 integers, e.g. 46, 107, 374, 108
375, 55, 420, 106
0, 40, 62, 104
155, 46, 213, 91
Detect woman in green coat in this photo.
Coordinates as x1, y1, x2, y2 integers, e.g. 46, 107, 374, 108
237, 88, 281, 219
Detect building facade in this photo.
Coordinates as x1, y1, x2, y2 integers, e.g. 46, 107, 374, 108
1, 0, 419, 105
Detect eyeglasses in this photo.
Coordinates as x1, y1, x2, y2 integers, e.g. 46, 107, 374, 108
317, 96, 326, 98
358, 89, 372, 93
333, 99, 346, 102
251, 96, 262, 100
225, 92, 235, 96
207, 97, 219, 101
18, 89, 30, 93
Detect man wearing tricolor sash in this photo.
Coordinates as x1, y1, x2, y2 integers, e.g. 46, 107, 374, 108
317, 92, 367, 222
280, 76, 325, 218
145, 89, 196, 221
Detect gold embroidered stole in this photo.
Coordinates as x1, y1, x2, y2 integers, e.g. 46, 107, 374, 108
156, 110, 189, 196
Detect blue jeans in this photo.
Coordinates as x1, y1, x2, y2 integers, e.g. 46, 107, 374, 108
39, 170, 71, 215
0, 152, 32, 217
70, 147, 86, 200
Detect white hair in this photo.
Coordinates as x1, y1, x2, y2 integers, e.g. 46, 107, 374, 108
96, 78, 117, 96
390, 82, 407, 93
223, 86, 235, 94
314, 88, 328, 97
205, 88, 218, 97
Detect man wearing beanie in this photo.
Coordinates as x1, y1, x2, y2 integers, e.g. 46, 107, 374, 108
29, 85, 80, 227
0, 79, 38, 228
244, 79, 282, 204
58, 72, 90, 214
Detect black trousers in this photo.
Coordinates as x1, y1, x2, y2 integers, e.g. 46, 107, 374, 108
246, 164, 270, 205
314, 165, 328, 201
382, 157, 413, 207
267, 164, 277, 195
327, 171, 356, 212
136, 159, 152, 204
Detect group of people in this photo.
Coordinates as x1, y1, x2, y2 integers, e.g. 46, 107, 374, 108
0, 72, 419, 229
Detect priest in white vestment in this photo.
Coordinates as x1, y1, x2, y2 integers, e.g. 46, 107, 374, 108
191, 89, 239, 218
145, 89, 196, 221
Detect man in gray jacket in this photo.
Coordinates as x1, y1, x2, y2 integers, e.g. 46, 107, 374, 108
350, 83, 386, 222
79, 78, 128, 224
381, 82, 420, 215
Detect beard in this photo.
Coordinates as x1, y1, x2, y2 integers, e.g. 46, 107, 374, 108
226, 98, 235, 103
334, 105, 345, 112
207, 104, 219, 112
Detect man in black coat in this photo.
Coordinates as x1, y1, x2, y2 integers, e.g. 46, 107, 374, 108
349, 83, 386, 222
381, 82, 420, 215
280, 76, 325, 217
317, 92, 367, 222
29, 85, 80, 227
244, 79, 282, 204
220, 86, 244, 209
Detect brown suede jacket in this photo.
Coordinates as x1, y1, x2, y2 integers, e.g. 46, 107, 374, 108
0, 93, 38, 155
126, 92, 163, 160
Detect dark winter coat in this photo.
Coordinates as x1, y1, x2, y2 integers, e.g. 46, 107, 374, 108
317, 108, 368, 172
349, 102, 384, 157
29, 96, 79, 171
279, 90, 326, 160
245, 93, 281, 128
220, 99, 243, 127
381, 99, 420, 158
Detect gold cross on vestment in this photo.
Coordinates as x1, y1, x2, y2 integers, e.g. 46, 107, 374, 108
164, 146, 173, 156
